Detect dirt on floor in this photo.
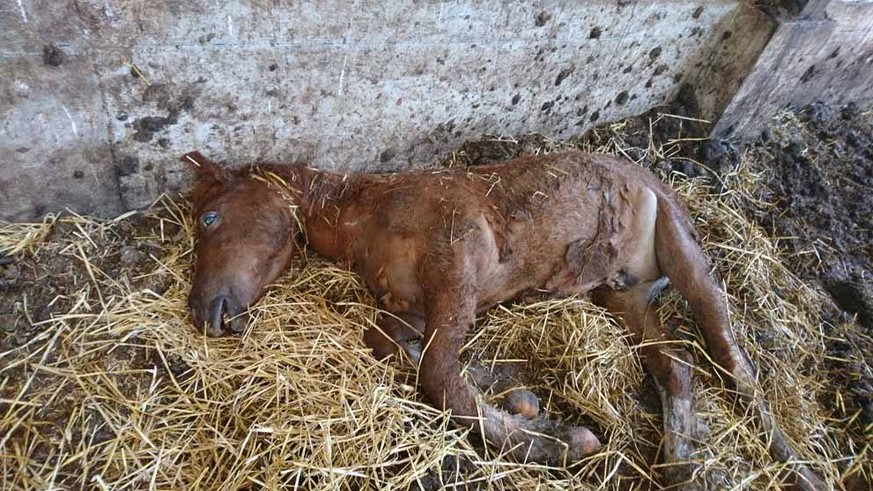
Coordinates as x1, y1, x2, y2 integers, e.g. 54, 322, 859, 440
748, 104, 873, 327
1, 100, 871, 490
0, 211, 184, 476
0, 214, 179, 348
744, 105, 873, 454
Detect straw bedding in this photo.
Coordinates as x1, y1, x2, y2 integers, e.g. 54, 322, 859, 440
1, 116, 869, 489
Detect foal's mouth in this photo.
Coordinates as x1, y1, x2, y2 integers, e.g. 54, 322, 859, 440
193, 295, 249, 336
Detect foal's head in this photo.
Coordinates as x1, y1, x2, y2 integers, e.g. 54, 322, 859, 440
183, 152, 299, 336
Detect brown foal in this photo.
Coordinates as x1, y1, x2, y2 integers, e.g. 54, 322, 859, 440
183, 150, 824, 490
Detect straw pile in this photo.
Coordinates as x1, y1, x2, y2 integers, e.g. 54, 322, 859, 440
1, 116, 868, 489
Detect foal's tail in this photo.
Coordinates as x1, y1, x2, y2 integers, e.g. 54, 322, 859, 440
653, 194, 826, 490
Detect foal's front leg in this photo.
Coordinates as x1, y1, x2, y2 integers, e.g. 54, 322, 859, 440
418, 261, 600, 465
365, 312, 540, 419
363, 312, 422, 361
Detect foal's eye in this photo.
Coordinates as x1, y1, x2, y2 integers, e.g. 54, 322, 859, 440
201, 211, 219, 227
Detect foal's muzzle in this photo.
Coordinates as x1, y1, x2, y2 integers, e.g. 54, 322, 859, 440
191, 294, 248, 337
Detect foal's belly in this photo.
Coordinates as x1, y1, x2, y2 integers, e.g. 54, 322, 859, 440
374, 260, 424, 312
354, 235, 618, 318
352, 236, 426, 314
352, 179, 656, 317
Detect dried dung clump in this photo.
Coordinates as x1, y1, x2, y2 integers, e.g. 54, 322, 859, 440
1, 115, 869, 489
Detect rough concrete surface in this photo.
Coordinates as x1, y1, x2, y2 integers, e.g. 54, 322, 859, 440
714, 0, 873, 137
2, 0, 748, 220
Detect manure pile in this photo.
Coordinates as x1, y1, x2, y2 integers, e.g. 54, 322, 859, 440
1, 116, 868, 489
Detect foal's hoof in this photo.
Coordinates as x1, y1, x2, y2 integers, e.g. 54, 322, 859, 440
563, 426, 602, 459
363, 327, 398, 361
508, 422, 602, 465
782, 465, 827, 491
659, 455, 729, 491
660, 463, 704, 491
502, 388, 539, 419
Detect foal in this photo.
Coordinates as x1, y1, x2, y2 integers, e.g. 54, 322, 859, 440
183, 150, 823, 489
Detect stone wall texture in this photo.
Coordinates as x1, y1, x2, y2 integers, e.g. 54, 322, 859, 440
2, 1, 871, 221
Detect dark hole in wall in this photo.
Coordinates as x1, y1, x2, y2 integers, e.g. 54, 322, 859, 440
554, 65, 576, 86
615, 91, 629, 105
380, 148, 396, 163
116, 156, 140, 176
800, 65, 816, 83
753, 0, 809, 20
132, 116, 175, 142
534, 11, 552, 27
42, 44, 64, 66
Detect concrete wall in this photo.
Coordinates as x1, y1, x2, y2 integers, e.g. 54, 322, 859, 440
2, 1, 871, 221
1, 0, 753, 220
714, 0, 873, 137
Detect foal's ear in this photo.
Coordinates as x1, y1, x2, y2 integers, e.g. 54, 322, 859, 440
181, 151, 230, 183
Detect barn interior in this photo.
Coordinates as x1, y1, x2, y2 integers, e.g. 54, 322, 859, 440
2, 1, 872, 489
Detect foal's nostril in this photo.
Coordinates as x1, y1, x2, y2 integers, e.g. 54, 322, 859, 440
205, 295, 230, 336
224, 297, 248, 334
195, 294, 247, 336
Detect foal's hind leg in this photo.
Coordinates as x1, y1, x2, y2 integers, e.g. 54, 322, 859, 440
655, 200, 825, 490
592, 284, 703, 488
592, 186, 708, 487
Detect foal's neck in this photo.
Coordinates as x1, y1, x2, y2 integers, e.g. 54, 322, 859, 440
268, 164, 356, 260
